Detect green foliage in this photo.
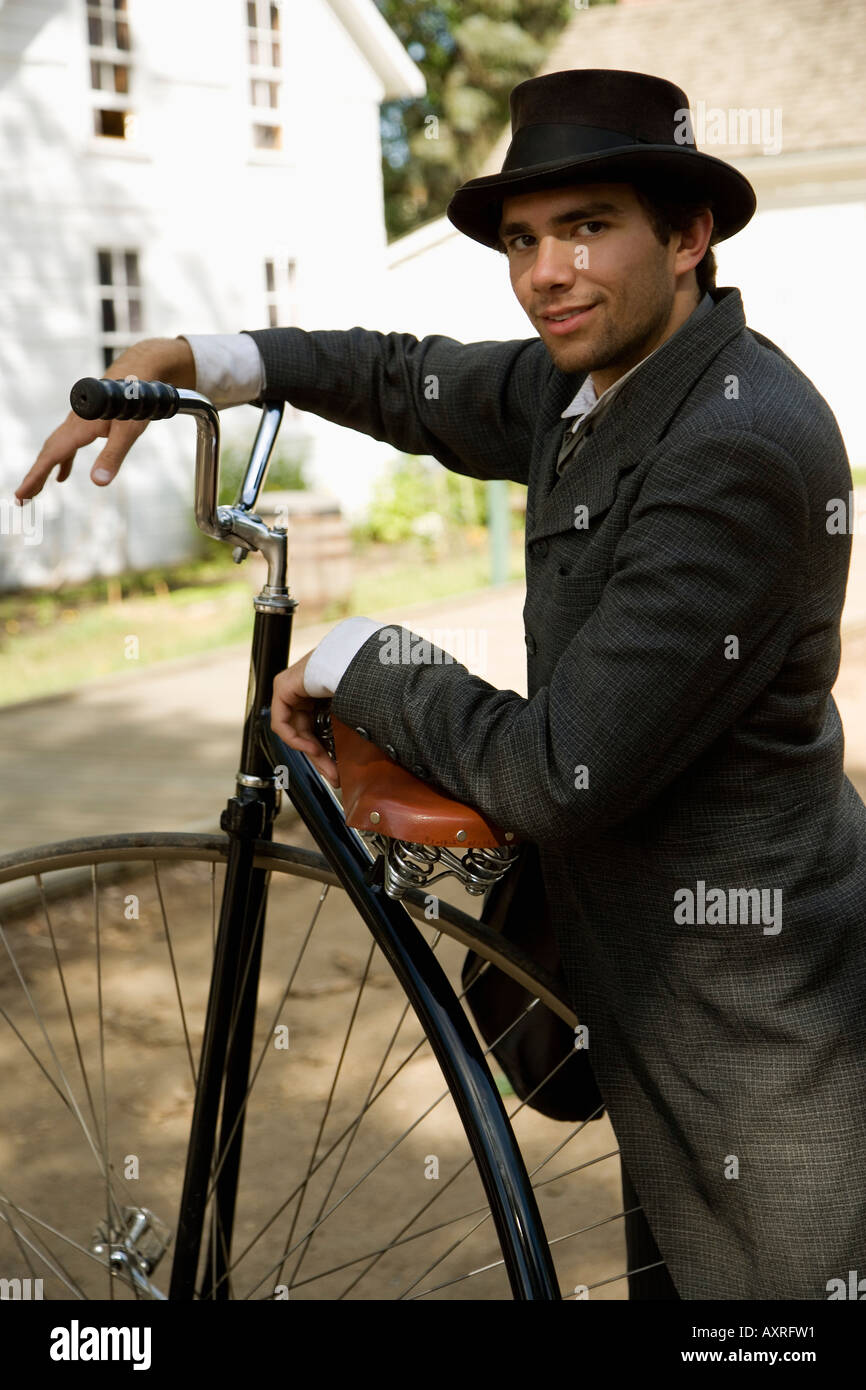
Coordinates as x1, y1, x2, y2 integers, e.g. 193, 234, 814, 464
358, 455, 440, 544
217, 443, 310, 507
375, 0, 619, 241
355, 453, 519, 544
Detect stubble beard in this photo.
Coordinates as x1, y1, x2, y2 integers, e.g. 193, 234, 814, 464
544, 279, 676, 381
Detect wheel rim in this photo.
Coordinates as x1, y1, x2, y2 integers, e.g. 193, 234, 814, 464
0, 835, 629, 1300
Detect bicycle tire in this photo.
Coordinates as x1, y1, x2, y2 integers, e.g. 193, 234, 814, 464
0, 832, 626, 1301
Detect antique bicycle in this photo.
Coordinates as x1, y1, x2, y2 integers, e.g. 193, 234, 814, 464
0, 379, 657, 1300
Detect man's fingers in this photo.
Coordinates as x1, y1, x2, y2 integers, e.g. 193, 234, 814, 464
279, 724, 321, 755
271, 706, 340, 786
15, 416, 110, 500
90, 420, 148, 485
279, 728, 339, 785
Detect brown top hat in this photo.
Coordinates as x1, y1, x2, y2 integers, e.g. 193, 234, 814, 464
446, 69, 756, 248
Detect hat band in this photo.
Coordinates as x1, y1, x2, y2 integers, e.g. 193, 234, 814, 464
502, 122, 657, 174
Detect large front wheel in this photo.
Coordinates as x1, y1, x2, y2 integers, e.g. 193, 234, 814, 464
0, 832, 624, 1300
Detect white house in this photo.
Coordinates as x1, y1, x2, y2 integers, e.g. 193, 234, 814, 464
377, 0, 866, 474
0, 0, 423, 589
4, 0, 863, 593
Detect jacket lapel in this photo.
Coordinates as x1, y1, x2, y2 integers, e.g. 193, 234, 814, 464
527, 288, 747, 544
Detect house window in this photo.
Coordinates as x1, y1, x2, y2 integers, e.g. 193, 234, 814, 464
87, 1, 133, 140
97, 248, 142, 370
263, 256, 297, 328
247, 0, 282, 151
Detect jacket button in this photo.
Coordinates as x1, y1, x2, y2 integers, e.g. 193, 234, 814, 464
384, 743, 397, 760
355, 726, 370, 739
412, 764, 430, 779
531, 538, 548, 559
525, 633, 537, 656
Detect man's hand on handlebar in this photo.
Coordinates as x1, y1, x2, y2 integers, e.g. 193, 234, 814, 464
14, 337, 196, 501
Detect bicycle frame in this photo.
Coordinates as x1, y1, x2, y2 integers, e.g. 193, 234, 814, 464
171, 592, 561, 1301
68, 381, 560, 1300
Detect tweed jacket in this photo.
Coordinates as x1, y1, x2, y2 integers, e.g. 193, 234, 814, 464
246, 288, 866, 1299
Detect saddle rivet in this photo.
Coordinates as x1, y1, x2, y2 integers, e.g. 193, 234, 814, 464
369, 811, 381, 825
456, 829, 467, 842
505, 832, 514, 841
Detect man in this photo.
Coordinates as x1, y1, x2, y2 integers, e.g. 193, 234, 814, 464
16, 69, 866, 1302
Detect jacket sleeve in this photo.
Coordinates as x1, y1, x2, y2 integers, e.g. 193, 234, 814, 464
330, 431, 810, 846
242, 325, 548, 484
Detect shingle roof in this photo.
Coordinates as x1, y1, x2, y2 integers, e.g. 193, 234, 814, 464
479, 0, 866, 173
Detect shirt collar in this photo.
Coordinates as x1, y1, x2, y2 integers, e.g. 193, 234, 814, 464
560, 291, 715, 428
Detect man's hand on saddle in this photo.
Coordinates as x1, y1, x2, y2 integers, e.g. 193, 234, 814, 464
271, 653, 340, 788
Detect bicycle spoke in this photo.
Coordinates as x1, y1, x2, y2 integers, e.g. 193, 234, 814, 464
262, 990, 569, 1298
392, 1049, 580, 1299
283, 939, 438, 1292
37, 877, 104, 1151
152, 862, 197, 1087
201, 875, 328, 1210
93, 865, 114, 1300
0, 916, 107, 1176
0, 1191, 90, 1298
278, 939, 378, 1288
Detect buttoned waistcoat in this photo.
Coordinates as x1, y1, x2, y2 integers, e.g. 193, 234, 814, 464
247, 288, 866, 1299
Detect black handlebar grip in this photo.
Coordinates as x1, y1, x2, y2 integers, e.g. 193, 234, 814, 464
70, 377, 181, 422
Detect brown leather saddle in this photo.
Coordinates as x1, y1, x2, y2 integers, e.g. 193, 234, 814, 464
330, 715, 515, 850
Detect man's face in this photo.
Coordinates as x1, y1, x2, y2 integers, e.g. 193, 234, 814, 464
499, 181, 708, 390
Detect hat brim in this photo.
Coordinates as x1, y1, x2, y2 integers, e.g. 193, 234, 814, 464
446, 146, 756, 247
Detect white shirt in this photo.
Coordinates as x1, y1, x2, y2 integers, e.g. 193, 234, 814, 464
180, 290, 715, 699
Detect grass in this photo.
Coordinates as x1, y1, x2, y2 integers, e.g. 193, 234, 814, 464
0, 530, 526, 708
0, 580, 255, 707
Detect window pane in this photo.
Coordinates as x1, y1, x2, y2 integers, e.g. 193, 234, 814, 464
124, 252, 140, 287
253, 124, 281, 149
116, 20, 130, 50
103, 346, 115, 371
268, 303, 278, 328
90, 60, 101, 90
247, 1, 256, 26
287, 258, 296, 286
97, 250, 113, 285
128, 298, 142, 332
88, 15, 103, 46
252, 79, 278, 108
114, 64, 129, 94
270, 4, 280, 31
114, 0, 128, 11
97, 108, 127, 138
101, 298, 116, 333
272, 40, 281, 66
248, 37, 258, 64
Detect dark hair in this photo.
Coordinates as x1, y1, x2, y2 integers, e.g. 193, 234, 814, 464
630, 180, 717, 296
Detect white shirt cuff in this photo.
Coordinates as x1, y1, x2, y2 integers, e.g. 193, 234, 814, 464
304, 617, 388, 697
178, 333, 265, 408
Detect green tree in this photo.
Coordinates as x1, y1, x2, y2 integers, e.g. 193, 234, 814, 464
375, 1, 618, 240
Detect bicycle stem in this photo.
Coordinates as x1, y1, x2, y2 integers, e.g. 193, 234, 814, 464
175, 390, 289, 593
